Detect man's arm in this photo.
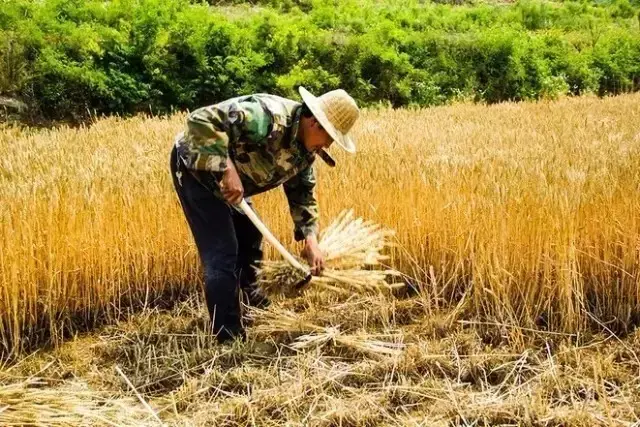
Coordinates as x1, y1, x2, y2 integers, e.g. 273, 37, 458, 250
179, 99, 271, 203
179, 104, 233, 178
283, 166, 324, 274
180, 99, 271, 173
283, 165, 319, 241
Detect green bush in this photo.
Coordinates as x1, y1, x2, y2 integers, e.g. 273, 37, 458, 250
1, 0, 639, 121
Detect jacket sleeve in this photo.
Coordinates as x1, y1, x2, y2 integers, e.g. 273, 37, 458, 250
179, 99, 271, 177
283, 165, 319, 241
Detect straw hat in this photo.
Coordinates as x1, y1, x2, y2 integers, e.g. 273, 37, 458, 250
298, 86, 360, 153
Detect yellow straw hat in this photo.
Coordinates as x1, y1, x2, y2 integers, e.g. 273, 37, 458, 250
298, 86, 360, 153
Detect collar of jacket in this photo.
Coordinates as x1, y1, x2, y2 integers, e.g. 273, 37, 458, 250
290, 106, 314, 164
290, 103, 303, 144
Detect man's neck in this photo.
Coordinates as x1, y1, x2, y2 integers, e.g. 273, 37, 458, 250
296, 120, 313, 154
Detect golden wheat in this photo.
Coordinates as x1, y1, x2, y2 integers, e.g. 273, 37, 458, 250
2, 93, 640, 354
256, 209, 402, 297
247, 305, 405, 358
0, 376, 152, 426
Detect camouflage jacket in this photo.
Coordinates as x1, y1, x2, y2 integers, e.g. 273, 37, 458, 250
175, 93, 318, 241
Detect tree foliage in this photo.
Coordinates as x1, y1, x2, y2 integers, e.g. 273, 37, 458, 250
1, 0, 639, 121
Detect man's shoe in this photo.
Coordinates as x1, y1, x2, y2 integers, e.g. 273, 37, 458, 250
215, 326, 246, 344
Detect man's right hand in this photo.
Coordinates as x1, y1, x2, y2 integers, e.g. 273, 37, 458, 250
220, 159, 244, 205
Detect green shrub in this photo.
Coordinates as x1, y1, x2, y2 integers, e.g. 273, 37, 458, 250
0, 0, 638, 121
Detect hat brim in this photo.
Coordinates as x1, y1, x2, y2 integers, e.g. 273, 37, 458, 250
298, 86, 356, 153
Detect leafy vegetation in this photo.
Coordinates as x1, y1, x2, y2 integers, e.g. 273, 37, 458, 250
1, 0, 639, 120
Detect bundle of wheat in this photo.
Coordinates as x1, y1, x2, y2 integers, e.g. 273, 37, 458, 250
247, 306, 404, 358
319, 210, 394, 268
256, 210, 403, 297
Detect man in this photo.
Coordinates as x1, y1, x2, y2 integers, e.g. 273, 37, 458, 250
170, 86, 360, 343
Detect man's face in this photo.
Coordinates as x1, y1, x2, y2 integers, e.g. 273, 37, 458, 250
301, 116, 333, 153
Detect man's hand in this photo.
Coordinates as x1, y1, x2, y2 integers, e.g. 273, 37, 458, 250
220, 159, 244, 205
301, 234, 324, 276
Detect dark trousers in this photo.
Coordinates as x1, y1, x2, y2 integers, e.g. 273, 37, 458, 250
170, 146, 266, 341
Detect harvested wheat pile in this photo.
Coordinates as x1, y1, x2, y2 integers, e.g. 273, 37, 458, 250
256, 210, 404, 297
247, 305, 405, 358
0, 376, 154, 426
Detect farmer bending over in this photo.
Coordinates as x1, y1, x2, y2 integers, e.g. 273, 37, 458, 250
170, 87, 360, 343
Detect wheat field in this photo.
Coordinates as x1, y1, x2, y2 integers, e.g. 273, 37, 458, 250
2, 93, 640, 356
3, 94, 640, 425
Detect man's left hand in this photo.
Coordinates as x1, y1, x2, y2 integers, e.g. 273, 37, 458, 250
301, 234, 324, 276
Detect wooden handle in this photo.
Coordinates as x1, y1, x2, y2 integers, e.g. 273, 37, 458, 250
238, 199, 310, 275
